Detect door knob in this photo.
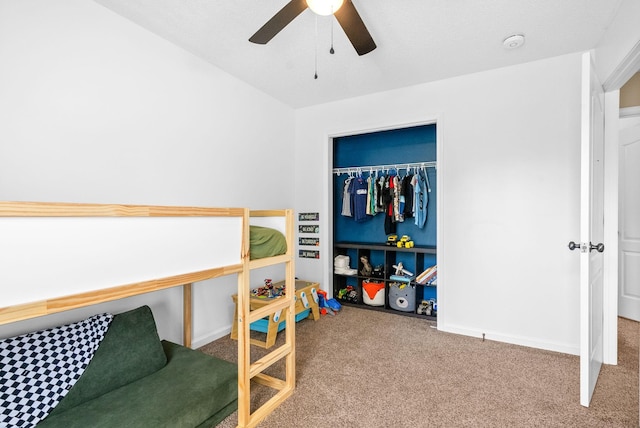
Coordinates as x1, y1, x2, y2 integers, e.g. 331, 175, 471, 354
590, 242, 605, 253
568, 241, 580, 251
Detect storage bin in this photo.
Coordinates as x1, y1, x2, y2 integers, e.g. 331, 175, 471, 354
388, 282, 416, 312
362, 280, 385, 306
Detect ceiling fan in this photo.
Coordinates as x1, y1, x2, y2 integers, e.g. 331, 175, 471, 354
249, 0, 376, 56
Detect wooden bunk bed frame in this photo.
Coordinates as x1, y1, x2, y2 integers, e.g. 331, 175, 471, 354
0, 201, 296, 428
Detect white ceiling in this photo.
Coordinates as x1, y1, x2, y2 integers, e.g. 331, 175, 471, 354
93, 0, 623, 108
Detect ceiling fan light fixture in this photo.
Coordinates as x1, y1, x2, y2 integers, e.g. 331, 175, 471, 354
306, 0, 344, 16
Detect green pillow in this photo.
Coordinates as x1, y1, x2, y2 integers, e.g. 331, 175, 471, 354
50, 305, 167, 415
250, 225, 287, 260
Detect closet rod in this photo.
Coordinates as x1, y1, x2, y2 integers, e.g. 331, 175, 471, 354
332, 161, 436, 176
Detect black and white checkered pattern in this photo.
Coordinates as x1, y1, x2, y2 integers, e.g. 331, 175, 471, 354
0, 313, 113, 428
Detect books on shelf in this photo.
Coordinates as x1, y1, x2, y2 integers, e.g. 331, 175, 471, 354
416, 264, 437, 285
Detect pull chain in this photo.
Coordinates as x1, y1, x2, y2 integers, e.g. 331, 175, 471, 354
330, 13, 335, 54
314, 15, 318, 79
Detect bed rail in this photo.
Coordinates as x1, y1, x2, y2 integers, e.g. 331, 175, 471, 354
0, 202, 245, 345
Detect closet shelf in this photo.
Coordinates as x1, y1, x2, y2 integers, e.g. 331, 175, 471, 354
335, 241, 436, 254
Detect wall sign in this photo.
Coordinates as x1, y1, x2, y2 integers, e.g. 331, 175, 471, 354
299, 249, 320, 259
299, 237, 319, 246
298, 212, 319, 221
299, 225, 319, 234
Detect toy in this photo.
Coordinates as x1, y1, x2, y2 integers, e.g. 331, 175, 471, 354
386, 234, 398, 246
392, 262, 414, 277
315, 290, 341, 315
326, 298, 342, 312
396, 235, 415, 248
338, 286, 358, 303
250, 278, 286, 298
371, 264, 384, 278
416, 300, 433, 316
360, 255, 373, 277
416, 299, 437, 316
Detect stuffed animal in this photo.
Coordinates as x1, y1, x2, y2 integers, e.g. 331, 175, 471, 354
360, 255, 373, 277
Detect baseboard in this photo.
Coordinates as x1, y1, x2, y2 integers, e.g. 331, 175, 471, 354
191, 325, 232, 349
437, 322, 579, 356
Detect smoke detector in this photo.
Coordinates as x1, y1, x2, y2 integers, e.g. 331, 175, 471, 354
503, 34, 525, 49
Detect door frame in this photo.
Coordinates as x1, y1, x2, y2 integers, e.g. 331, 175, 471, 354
601, 39, 640, 365
325, 116, 443, 323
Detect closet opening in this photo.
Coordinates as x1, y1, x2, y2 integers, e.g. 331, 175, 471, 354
329, 122, 439, 320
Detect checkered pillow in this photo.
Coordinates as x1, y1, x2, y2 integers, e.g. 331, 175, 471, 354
0, 313, 113, 427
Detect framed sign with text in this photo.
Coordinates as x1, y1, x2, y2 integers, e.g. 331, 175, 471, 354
299, 249, 320, 259
299, 237, 319, 246
298, 224, 319, 234
298, 212, 319, 221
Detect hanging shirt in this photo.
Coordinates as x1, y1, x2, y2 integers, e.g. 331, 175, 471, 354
411, 174, 419, 218
341, 177, 353, 217
376, 175, 386, 213
393, 175, 403, 222
414, 170, 429, 228
368, 174, 377, 216
384, 175, 397, 235
352, 177, 369, 222
402, 174, 414, 218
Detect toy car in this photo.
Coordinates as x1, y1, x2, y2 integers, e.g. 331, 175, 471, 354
386, 234, 398, 246
416, 300, 433, 316
397, 235, 415, 248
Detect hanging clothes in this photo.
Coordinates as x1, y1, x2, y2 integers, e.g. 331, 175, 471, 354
393, 174, 404, 222
341, 177, 353, 217
376, 175, 386, 213
368, 173, 377, 216
402, 173, 414, 219
365, 175, 372, 216
384, 174, 397, 235
351, 176, 369, 222
414, 169, 429, 228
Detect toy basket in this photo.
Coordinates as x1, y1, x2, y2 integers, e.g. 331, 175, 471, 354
389, 282, 416, 312
362, 280, 385, 306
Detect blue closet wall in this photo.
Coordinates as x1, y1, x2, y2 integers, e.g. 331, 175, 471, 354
333, 124, 437, 246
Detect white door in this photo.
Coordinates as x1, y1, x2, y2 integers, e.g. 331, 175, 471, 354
579, 52, 605, 407
619, 123, 640, 321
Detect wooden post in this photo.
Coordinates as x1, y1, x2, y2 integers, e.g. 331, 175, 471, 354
183, 283, 192, 348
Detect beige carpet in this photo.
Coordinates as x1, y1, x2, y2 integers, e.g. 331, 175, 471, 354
200, 307, 639, 427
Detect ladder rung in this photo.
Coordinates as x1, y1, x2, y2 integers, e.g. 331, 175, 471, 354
252, 373, 286, 390
249, 342, 292, 378
246, 297, 292, 323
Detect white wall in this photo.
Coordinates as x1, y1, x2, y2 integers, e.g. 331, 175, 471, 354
0, 0, 295, 346
295, 53, 584, 354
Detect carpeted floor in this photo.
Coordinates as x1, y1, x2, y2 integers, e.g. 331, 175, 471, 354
199, 306, 639, 427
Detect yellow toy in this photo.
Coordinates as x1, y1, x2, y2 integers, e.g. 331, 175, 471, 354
397, 235, 415, 248
386, 234, 398, 246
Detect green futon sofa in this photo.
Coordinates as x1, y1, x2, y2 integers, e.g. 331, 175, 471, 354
38, 305, 237, 428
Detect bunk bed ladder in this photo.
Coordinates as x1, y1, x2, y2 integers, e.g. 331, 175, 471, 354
237, 209, 296, 428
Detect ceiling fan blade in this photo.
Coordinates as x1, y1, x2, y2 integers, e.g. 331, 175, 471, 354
334, 0, 376, 56
249, 0, 308, 45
